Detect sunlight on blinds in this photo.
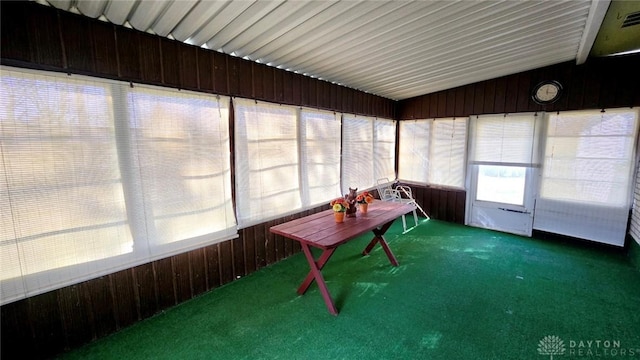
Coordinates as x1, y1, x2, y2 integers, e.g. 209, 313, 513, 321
429, 118, 467, 188
1, 68, 132, 303
234, 98, 300, 228
1, 67, 237, 305
398, 118, 467, 188
469, 113, 541, 166
534, 108, 639, 246
375, 119, 396, 183
342, 115, 375, 192
398, 120, 430, 184
128, 87, 236, 251
300, 109, 342, 206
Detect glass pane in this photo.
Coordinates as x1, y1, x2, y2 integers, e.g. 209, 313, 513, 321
476, 165, 526, 205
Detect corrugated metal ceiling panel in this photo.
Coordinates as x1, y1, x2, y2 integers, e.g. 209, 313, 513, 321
38, 0, 606, 100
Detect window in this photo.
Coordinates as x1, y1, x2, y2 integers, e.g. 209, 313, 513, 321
0, 67, 236, 304
342, 115, 396, 192
398, 117, 467, 188
534, 108, 639, 246
234, 99, 342, 228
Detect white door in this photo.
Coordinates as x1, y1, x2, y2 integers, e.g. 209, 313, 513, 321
466, 164, 537, 236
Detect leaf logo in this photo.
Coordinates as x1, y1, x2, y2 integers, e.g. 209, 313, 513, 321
538, 335, 566, 359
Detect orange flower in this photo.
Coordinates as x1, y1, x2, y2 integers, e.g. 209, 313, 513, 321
356, 191, 374, 204
330, 198, 350, 212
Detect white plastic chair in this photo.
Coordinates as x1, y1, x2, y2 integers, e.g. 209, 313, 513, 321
376, 178, 420, 232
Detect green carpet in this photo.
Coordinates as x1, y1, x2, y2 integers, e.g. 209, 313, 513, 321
57, 220, 640, 360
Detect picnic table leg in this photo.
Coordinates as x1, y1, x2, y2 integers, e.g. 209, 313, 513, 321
298, 244, 338, 315
362, 221, 399, 266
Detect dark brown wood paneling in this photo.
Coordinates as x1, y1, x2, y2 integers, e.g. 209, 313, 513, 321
213, 52, 228, 94
132, 262, 158, 319
238, 57, 253, 98
189, 249, 207, 297
483, 79, 496, 114
437, 91, 447, 117
1, 2, 31, 63
283, 71, 294, 104
463, 85, 475, 116
263, 64, 276, 101
307, 79, 318, 108
504, 74, 519, 113
92, 21, 118, 77
292, 72, 302, 105
227, 55, 241, 96
29, 5, 63, 68
232, 237, 246, 279
455, 88, 466, 117
218, 241, 234, 285
274, 68, 285, 102
243, 227, 257, 274
197, 48, 214, 92
253, 62, 265, 100
180, 45, 198, 90
173, 253, 193, 303
473, 83, 485, 115
60, 13, 95, 73
515, 71, 531, 112
110, 270, 137, 329
154, 257, 176, 310
255, 223, 268, 269
205, 244, 221, 289
139, 34, 162, 83
455, 191, 466, 224
29, 291, 65, 358
1, 299, 33, 359
58, 286, 91, 350
446, 89, 456, 117
115, 27, 141, 80
81, 276, 117, 338
493, 77, 507, 114
161, 38, 180, 87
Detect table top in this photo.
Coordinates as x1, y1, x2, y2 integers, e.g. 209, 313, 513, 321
270, 201, 416, 249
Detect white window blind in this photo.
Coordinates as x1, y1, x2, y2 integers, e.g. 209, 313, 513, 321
300, 109, 342, 207
375, 118, 397, 183
342, 115, 395, 192
398, 120, 430, 184
234, 99, 301, 228
534, 109, 639, 246
127, 86, 236, 255
469, 113, 542, 166
630, 158, 640, 245
398, 118, 467, 188
0, 67, 236, 305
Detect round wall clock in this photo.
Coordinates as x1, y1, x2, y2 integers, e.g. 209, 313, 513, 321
532, 80, 562, 105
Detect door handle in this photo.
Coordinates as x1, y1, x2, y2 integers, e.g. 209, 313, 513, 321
498, 207, 531, 214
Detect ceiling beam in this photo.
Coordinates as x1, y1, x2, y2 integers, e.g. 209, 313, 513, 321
576, 0, 611, 64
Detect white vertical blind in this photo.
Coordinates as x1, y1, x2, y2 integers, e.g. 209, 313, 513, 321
398, 117, 467, 188
534, 109, 639, 246
127, 86, 236, 254
299, 109, 342, 206
0, 66, 237, 305
469, 113, 541, 166
342, 114, 375, 192
398, 120, 430, 184
233, 98, 300, 228
342, 115, 395, 192
374, 118, 397, 183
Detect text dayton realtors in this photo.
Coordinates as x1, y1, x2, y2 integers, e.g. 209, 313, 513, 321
568, 339, 637, 357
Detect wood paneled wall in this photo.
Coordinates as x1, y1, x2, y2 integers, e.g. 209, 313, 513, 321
397, 54, 640, 120
2, 2, 639, 359
0, 1, 395, 118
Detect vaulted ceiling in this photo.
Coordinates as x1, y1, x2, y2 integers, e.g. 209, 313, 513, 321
38, 0, 637, 100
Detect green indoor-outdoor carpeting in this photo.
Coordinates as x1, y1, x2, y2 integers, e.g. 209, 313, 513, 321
57, 220, 640, 360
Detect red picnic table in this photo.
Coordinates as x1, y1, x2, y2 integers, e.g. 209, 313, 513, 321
269, 201, 416, 315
